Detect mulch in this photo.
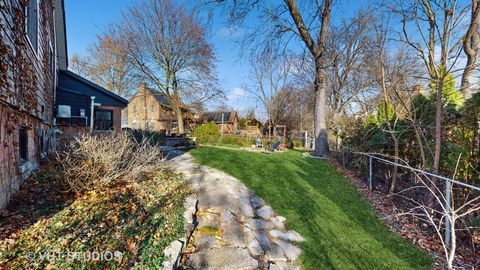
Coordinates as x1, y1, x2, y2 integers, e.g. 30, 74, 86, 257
329, 158, 480, 269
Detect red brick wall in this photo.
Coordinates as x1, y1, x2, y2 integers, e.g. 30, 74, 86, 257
0, 104, 51, 209
0, 0, 57, 209
56, 106, 123, 147
97, 105, 122, 132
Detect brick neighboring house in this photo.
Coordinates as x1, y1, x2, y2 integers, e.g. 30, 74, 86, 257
201, 111, 238, 134
56, 70, 128, 137
0, 0, 60, 209
127, 83, 194, 135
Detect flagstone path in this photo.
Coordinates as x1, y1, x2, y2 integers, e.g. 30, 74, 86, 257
167, 152, 304, 270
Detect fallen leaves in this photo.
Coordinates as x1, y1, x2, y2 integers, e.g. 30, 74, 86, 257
0, 161, 189, 269
329, 159, 478, 269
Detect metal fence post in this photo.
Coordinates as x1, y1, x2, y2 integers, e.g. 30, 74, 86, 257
445, 179, 452, 247
368, 156, 373, 190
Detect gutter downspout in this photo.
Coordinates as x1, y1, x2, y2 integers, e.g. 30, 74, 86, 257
90, 96, 95, 134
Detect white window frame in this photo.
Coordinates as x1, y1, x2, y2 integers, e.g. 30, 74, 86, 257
24, 0, 40, 58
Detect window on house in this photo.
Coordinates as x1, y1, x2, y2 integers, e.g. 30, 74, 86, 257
94, 110, 113, 131
172, 121, 178, 129
49, 45, 55, 78
25, 0, 38, 53
19, 127, 28, 161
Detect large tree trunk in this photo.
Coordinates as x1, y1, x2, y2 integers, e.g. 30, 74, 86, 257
175, 107, 185, 135
461, 0, 480, 100
313, 61, 329, 156
170, 74, 185, 135
283, 0, 331, 157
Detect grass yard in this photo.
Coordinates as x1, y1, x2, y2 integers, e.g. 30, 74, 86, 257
190, 147, 433, 270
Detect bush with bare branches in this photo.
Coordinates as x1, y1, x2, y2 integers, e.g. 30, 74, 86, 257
57, 133, 162, 192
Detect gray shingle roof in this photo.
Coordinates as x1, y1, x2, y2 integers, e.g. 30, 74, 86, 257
203, 111, 237, 124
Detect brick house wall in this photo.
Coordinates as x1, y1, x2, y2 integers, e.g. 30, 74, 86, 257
56, 105, 122, 145
0, 0, 57, 209
127, 83, 193, 134
96, 105, 122, 132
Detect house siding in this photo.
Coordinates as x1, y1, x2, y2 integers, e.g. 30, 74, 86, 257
0, 0, 57, 209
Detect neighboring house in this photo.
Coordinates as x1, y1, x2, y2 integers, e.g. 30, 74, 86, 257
240, 117, 263, 136
201, 111, 238, 134
0, 0, 60, 209
56, 70, 128, 137
127, 83, 194, 135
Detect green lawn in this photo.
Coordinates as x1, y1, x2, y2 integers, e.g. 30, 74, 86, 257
190, 147, 432, 270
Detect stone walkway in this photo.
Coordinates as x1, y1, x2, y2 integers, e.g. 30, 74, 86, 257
168, 152, 304, 270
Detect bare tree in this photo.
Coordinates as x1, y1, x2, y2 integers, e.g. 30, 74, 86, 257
249, 52, 295, 137
396, 159, 480, 269
88, 27, 138, 99
461, 0, 480, 100
208, 0, 332, 156
119, 0, 219, 134
327, 11, 374, 150
69, 54, 91, 78
369, 21, 402, 193
387, 0, 466, 175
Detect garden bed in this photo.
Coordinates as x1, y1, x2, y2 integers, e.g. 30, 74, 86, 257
0, 160, 188, 269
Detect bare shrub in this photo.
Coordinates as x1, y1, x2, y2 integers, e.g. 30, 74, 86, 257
57, 133, 162, 192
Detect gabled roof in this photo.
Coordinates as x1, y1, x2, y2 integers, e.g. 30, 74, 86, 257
203, 111, 238, 124
151, 91, 170, 107
60, 70, 128, 105
246, 117, 262, 126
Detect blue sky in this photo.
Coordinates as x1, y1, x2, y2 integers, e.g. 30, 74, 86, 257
64, 0, 366, 118
65, 0, 256, 116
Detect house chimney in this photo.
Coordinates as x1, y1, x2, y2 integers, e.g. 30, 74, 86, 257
138, 82, 147, 94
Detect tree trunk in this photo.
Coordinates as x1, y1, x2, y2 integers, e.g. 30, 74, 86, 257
447, 214, 456, 269
313, 57, 329, 156
169, 73, 185, 135
413, 121, 427, 169
283, 0, 331, 157
433, 79, 443, 175
268, 118, 272, 138
333, 111, 341, 151
461, 0, 480, 100
389, 138, 400, 193
175, 107, 185, 135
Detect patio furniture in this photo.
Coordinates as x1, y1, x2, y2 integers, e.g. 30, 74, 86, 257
255, 138, 263, 148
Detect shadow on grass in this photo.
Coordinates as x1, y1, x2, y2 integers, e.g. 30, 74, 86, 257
190, 147, 432, 270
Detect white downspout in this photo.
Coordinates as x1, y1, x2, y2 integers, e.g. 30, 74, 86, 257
90, 96, 95, 134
